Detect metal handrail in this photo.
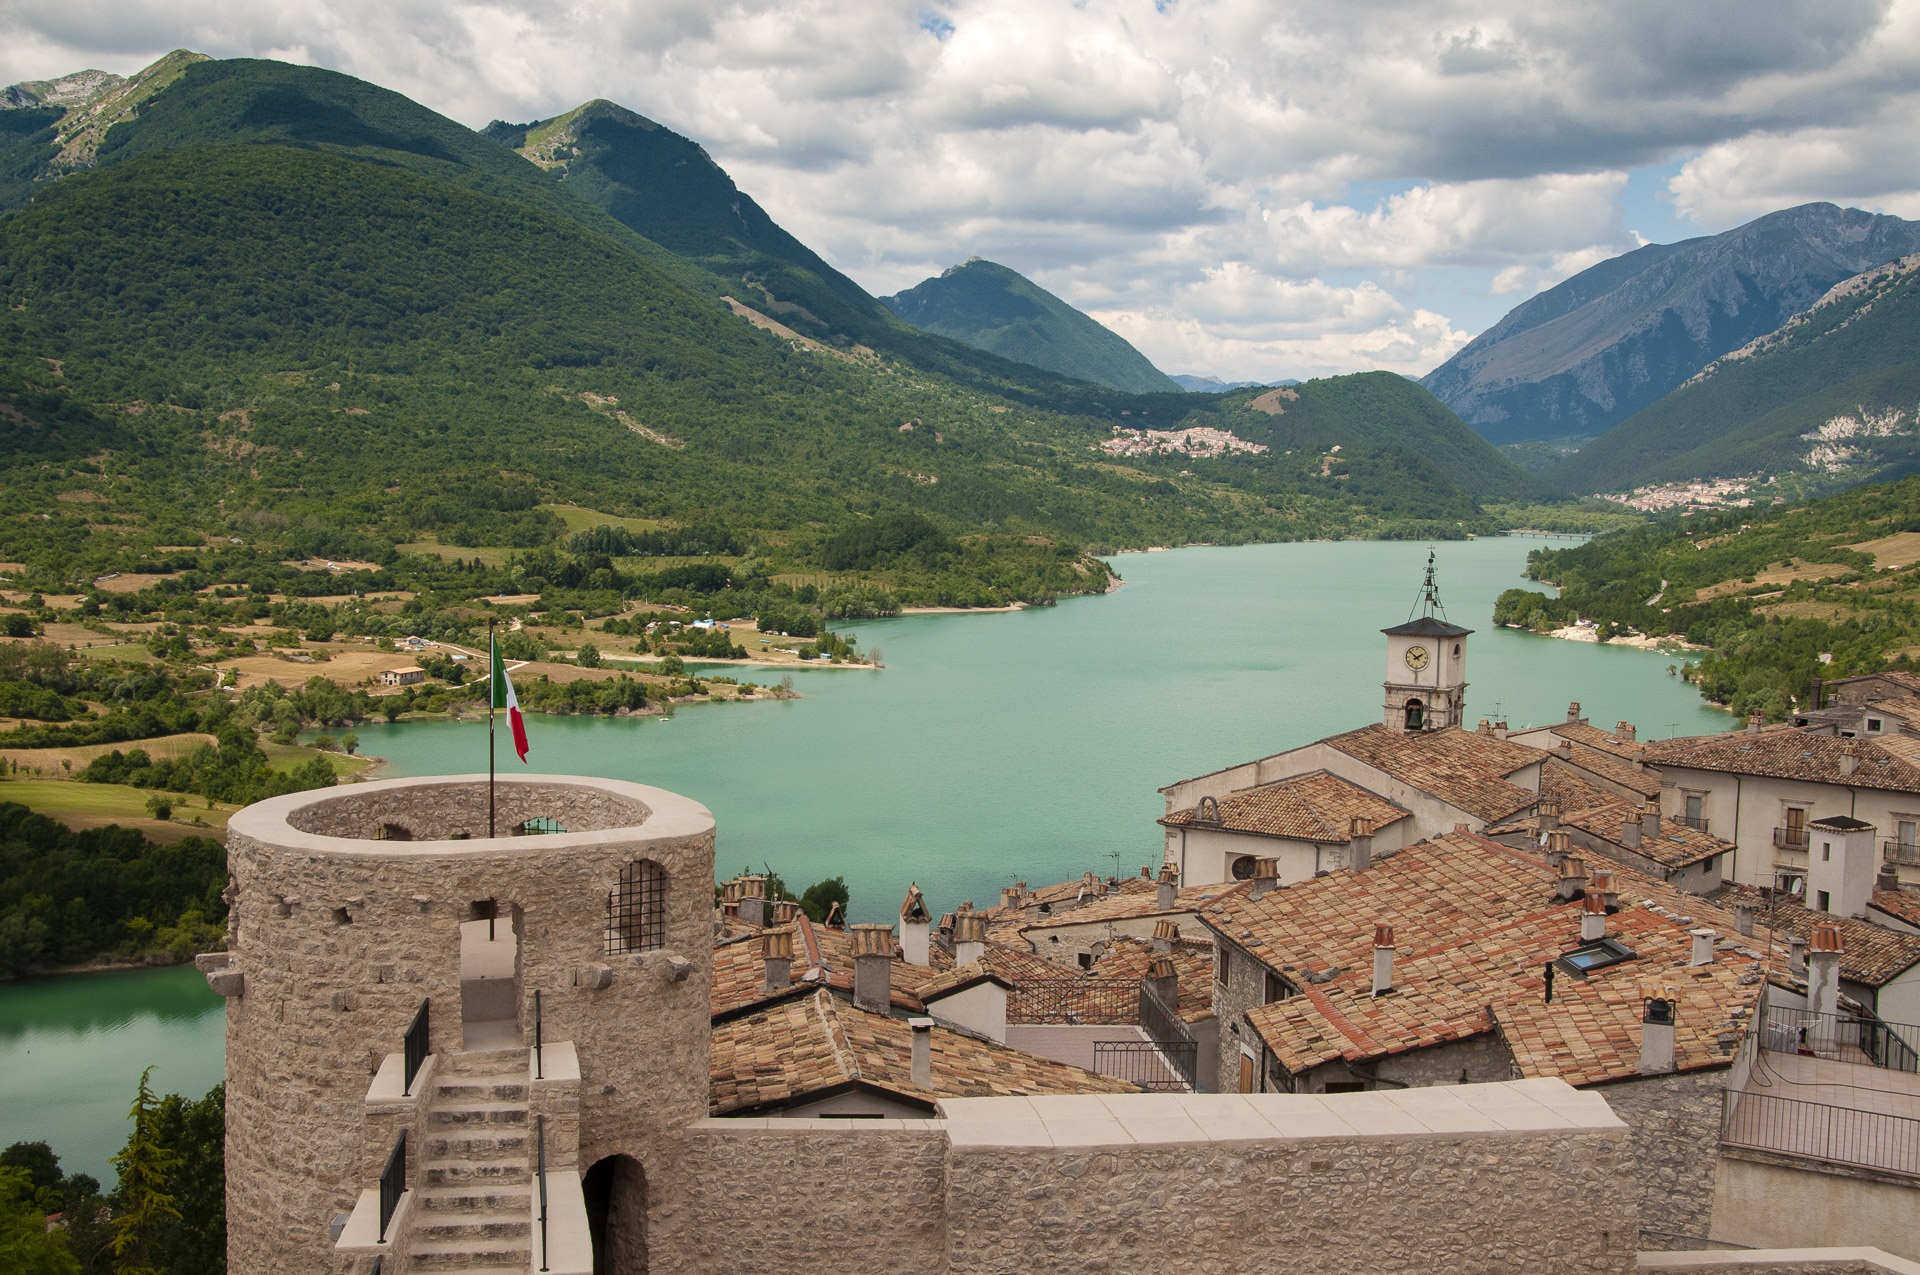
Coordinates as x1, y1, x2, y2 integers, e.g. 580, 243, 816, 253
378, 1130, 407, 1242
1674, 814, 1709, 833
536, 1114, 549, 1273
1885, 838, 1920, 866
1722, 1088, 1920, 1177
402, 999, 430, 1097
1760, 1005, 1920, 1073
1139, 982, 1199, 1089
534, 989, 544, 1081
1773, 825, 1810, 850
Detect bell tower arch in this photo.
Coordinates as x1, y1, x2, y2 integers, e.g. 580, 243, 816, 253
1382, 551, 1471, 733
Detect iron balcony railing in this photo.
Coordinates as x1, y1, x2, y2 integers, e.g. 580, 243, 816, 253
1772, 825, 1810, 851
1721, 1089, 1920, 1178
1140, 983, 1200, 1090
1760, 1005, 1920, 1074
402, 999, 429, 1097
1092, 1040, 1197, 1091
1007, 978, 1140, 1026
1675, 815, 1710, 834
1885, 839, 1920, 867
377, 1130, 407, 1242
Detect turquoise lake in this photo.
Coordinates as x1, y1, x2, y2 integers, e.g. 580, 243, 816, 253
0, 536, 1729, 1181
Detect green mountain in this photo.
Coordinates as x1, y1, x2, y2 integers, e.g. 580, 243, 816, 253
1554, 252, 1920, 494
1423, 204, 1920, 447
0, 53, 1559, 604
881, 259, 1181, 394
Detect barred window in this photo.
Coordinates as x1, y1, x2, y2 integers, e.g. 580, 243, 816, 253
519, 817, 565, 836
607, 859, 668, 954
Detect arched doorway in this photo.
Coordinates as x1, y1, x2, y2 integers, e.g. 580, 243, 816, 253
583, 1154, 648, 1274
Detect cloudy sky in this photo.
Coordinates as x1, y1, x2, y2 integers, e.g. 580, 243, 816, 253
6, 0, 1919, 382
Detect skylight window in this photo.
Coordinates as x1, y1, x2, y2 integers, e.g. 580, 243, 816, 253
1556, 937, 1637, 976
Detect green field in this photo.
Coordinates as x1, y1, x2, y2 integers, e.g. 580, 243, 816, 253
0, 777, 233, 842
261, 739, 378, 778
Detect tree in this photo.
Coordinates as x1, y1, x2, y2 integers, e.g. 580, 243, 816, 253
575, 643, 602, 669
109, 1067, 181, 1275
799, 876, 849, 925
0, 1167, 80, 1275
341, 733, 359, 755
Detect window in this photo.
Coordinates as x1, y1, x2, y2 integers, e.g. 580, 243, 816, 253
1685, 794, 1704, 822
1323, 1081, 1366, 1094
519, 816, 565, 835
1901, 819, 1918, 849
1556, 936, 1637, 975
1077, 952, 1094, 970
1216, 946, 1232, 988
1702, 856, 1717, 874
1404, 698, 1425, 731
1869, 718, 1884, 732
1264, 971, 1293, 1004
1817, 890, 1831, 912
606, 859, 668, 954
1822, 842, 1832, 862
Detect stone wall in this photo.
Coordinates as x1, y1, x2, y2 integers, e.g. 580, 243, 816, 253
1299, 1031, 1513, 1092
1712, 1153, 1920, 1261
220, 775, 715, 1275
1597, 1067, 1729, 1243
1206, 933, 1270, 1092
1641, 1252, 1920, 1274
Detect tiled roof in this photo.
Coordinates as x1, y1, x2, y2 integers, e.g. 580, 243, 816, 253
1088, 937, 1216, 1022
1870, 887, 1920, 930
1323, 724, 1542, 822
1559, 802, 1732, 871
1866, 698, 1920, 729
917, 961, 1010, 1002
711, 917, 940, 1018
1012, 879, 1248, 937
1715, 884, 1920, 987
1647, 728, 1920, 794
976, 875, 1156, 926
708, 990, 1135, 1114
1539, 759, 1616, 814
1161, 769, 1410, 842
1544, 721, 1645, 756
1213, 830, 1767, 1085
1551, 740, 1661, 799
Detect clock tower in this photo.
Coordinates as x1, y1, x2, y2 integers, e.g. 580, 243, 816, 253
1382, 551, 1471, 733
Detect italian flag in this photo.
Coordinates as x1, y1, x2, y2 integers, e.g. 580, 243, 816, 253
491, 636, 529, 763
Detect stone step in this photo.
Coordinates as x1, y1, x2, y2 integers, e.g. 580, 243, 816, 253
430, 1101, 528, 1127
439, 1048, 527, 1077
435, 1080, 530, 1103
422, 1159, 531, 1187
414, 1212, 532, 1244
407, 1239, 532, 1271
425, 1131, 529, 1161
418, 1185, 532, 1213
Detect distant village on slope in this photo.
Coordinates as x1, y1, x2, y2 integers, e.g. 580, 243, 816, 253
209, 562, 1920, 1272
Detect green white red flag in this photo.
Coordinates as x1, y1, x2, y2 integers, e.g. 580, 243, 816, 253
491, 635, 529, 762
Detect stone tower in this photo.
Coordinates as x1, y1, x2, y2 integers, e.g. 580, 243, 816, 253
212, 774, 715, 1273
1382, 552, 1472, 732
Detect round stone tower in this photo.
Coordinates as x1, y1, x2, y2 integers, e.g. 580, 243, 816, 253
215, 774, 715, 1273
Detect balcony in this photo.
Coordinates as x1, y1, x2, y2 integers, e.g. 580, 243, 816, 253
1886, 839, 1920, 867
1773, 825, 1810, 851
1674, 814, 1710, 834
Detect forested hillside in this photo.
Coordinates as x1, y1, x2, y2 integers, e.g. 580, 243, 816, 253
1554, 253, 1920, 494
1497, 477, 1920, 718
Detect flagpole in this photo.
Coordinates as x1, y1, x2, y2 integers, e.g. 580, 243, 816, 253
488, 621, 496, 839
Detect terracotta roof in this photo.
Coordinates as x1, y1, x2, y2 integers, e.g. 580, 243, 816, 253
1089, 937, 1216, 1022
1161, 769, 1410, 842
1647, 728, 1920, 794
1323, 724, 1542, 822
1870, 887, 1920, 930
1213, 830, 1767, 1085
1558, 801, 1732, 871
711, 917, 940, 1018
1827, 670, 1920, 697
708, 990, 1135, 1114
1544, 721, 1645, 756
1715, 884, 1920, 987
1539, 758, 1616, 814
917, 961, 1010, 1002
1012, 879, 1248, 936
1552, 740, 1661, 799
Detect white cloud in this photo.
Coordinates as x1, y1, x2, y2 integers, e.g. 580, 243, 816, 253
3, 0, 1920, 377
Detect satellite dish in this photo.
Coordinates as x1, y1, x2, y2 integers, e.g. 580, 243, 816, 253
1790, 877, 1805, 896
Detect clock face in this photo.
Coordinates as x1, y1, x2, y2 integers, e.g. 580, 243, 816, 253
1404, 645, 1430, 671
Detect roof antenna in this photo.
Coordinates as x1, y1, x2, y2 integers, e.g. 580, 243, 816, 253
1408, 548, 1449, 623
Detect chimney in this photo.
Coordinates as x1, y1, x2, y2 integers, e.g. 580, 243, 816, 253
1632, 746, 1647, 772
1580, 891, 1608, 941
1152, 919, 1181, 952
1249, 857, 1280, 900
1538, 799, 1560, 833
849, 924, 895, 1013
1641, 802, 1661, 841
720, 878, 744, 906
1558, 740, 1573, 762
1495, 720, 1509, 741
1371, 923, 1395, 996
1616, 721, 1637, 743
910, 1017, 933, 1088
1156, 864, 1179, 911
722, 899, 740, 923
1733, 903, 1756, 938
1880, 863, 1902, 894
1477, 718, 1491, 734
1808, 924, 1844, 1021
1349, 817, 1374, 871
1000, 884, 1021, 909
1590, 868, 1619, 912
1621, 814, 1642, 850
1568, 701, 1582, 723
1746, 712, 1764, 734
762, 928, 794, 992
951, 911, 987, 966
899, 884, 932, 966
1640, 988, 1677, 1075
1145, 954, 1178, 1011
1545, 828, 1571, 868
737, 875, 768, 928
1557, 856, 1588, 901
772, 900, 800, 924
1689, 928, 1717, 967
1788, 934, 1808, 976
1839, 741, 1859, 778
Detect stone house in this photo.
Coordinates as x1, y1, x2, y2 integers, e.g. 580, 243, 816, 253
1716, 881, 1920, 1023
379, 665, 426, 687
1194, 826, 1774, 1238
1489, 793, 1735, 894
1159, 768, 1412, 888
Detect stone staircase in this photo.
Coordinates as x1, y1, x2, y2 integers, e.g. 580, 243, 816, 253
409, 1047, 535, 1273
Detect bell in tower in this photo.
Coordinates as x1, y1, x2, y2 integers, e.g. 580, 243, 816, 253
1380, 551, 1472, 733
